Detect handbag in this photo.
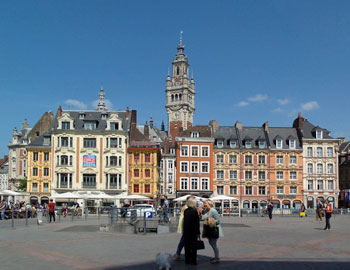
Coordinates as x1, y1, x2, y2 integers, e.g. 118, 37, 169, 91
196, 239, 205, 250
202, 224, 219, 239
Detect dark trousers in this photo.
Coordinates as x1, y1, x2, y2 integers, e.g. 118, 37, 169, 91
176, 234, 185, 255
49, 211, 55, 222
324, 213, 331, 229
184, 244, 197, 265
268, 211, 272, 220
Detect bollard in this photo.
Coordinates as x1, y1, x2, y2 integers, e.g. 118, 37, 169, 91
143, 212, 147, 235
11, 210, 15, 229
98, 207, 101, 220
25, 209, 28, 226
71, 208, 74, 222
46, 210, 50, 223
85, 207, 88, 221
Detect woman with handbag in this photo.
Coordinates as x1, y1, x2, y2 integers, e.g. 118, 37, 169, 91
199, 200, 223, 264
183, 197, 200, 265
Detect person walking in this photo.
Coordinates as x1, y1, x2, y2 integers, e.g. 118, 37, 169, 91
267, 201, 274, 221
199, 200, 223, 264
48, 199, 56, 223
316, 198, 323, 222
0, 199, 7, 220
162, 195, 169, 223
323, 199, 333, 230
183, 197, 200, 265
300, 203, 307, 217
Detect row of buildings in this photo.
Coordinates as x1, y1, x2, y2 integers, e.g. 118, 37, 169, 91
5, 39, 350, 209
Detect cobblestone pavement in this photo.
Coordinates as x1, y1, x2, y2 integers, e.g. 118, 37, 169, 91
1, 215, 350, 270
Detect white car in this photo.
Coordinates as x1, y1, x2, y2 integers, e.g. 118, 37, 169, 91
126, 204, 156, 218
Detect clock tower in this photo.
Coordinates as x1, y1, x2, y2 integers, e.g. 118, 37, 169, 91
166, 36, 195, 141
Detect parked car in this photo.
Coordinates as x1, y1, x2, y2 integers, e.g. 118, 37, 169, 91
126, 204, 156, 218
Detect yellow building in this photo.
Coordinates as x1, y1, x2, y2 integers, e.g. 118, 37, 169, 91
26, 132, 52, 205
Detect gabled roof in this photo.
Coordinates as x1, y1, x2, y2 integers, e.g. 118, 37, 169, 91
179, 125, 212, 138
339, 141, 350, 153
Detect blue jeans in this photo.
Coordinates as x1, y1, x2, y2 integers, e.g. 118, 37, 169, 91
0, 210, 5, 220
163, 209, 169, 222
176, 234, 185, 255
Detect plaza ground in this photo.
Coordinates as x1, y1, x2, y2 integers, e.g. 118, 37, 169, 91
1, 214, 350, 270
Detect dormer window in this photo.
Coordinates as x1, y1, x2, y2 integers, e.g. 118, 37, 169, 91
84, 121, 97, 130
101, 114, 108, 120
191, 132, 199, 138
217, 140, 224, 148
316, 130, 323, 139
43, 137, 50, 145
258, 140, 265, 149
245, 140, 252, 149
276, 139, 283, 149
229, 140, 237, 148
170, 148, 175, 155
62, 121, 70, 130
110, 122, 119, 130
289, 139, 296, 149
79, 113, 85, 119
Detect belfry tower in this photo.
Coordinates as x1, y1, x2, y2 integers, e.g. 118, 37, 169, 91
165, 33, 195, 141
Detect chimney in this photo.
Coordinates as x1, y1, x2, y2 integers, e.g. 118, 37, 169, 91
209, 120, 218, 134
126, 106, 130, 119
21, 119, 29, 131
297, 112, 303, 130
263, 121, 269, 132
131, 110, 137, 127
144, 121, 149, 138
235, 121, 243, 131
161, 120, 165, 131
149, 117, 154, 129
57, 105, 62, 118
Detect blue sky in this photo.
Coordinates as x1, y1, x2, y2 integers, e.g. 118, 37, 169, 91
1, 1, 350, 157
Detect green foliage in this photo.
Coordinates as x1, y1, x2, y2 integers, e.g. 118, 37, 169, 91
18, 178, 27, 191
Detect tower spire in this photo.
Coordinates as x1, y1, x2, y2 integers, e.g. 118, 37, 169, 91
96, 84, 108, 112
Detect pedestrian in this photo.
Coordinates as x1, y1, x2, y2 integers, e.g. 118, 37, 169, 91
267, 201, 274, 221
199, 200, 223, 264
121, 200, 130, 224
162, 195, 169, 223
0, 199, 7, 220
316, 198, 323, 222
323, 199, 333, 231
48, 199, 56, 223
300, 203, 307, 217
174, 195, 195, 261
183, 197, 200, 265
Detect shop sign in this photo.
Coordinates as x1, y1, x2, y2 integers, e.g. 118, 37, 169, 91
83, 154, 96, 167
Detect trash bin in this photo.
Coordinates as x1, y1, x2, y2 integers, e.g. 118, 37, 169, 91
37, 210, 43, 225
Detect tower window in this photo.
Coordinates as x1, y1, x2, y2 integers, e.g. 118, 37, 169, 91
177, 66, 180, 75
171, 95, 174, 102
175, 94, 178, 101
179, 94, 182, 100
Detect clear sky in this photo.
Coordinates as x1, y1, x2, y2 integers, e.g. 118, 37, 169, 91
1, 1, 349, 157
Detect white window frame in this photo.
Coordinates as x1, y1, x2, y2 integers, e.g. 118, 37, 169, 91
190, 177, 199, 190
217, 140, 224, 148
191, 162, 199, 173
308, 180, 313, 190
245, 170, 252, 180
317, 180, 324, 190
307, 147, 313, 157
258, 140, 265, 149
245, 186, 252, 195
229, 170, 238, 180
201, 162, 209, 173
290, 171, 297, 180
289, 139, 296, 149
201, 178, 209, 190
191, 145, 199, 157
290, 155, 297, 164
317, 147, 323, 158
216, 155, 224, 164
180, 145, 189, 157
277, 186, 284, 194
216, 170, 224, 179
327, 147, 333, 157
317, 163, 323, 174
230, 140, 237, 148
229, 154, 237, 164
245, 140, 252, 149
180, 178, 188, 190
327, 163, 334, 174
276, 155, 284, 164
180, 161, 189, 173
328, 180, 334, 190
277, 171, 284, 180
276, 139, 283, 149
316, 130, 323, 139
217, 186, 224, 195
307, 163, 313, 174
290, 186, 297, 194
230, 186, 237, 195
201, 146, 209, 157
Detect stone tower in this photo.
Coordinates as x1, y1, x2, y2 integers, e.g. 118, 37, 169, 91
165, 35, 195, 141
96, 84, 108, 112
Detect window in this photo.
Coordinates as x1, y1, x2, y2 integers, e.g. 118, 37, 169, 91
180, 146, 188, 156
59, 173, 69, 188
216, 170, 224, 179
307, 163, 313, 174
317, 180, 324, 190
290, 171, 297, 180
201, 146, 209, 157
289, 139, 296, 149
317, 147, 323, 157
217, 140, 224, 148
245, 155, 252, 164
79, 113, 85, 119
134, 153, 139, 162
259, 155, 265, 164
245, 140, 252, 148
307, 147, 313, 157
308, 180, 313, 190
119, 138, 122, 148
61, 155, 68, 165
276, 155, 283, 164
327, 164, 334, 174
43, 183, 49, 192
276, 139, 283, 149
327, 147, 333, 157
61, 137, 69, 147
217, 186, 224, 195
83, 138, 96, 148
180, 162, 188, 173
44, 152, 49, 162
144, 184, 150, 193
259, 186, 266, 195
69, 156, 73, 166
110, 138, 118, 148
110, 156, 118, 166
191, 132, 199, 138
110, 122, 119, 130
277, 186, 283, 194
246, 186, 252, 195
317, 164, 323, 174
216, 155, 224, 164
191, 178, 198, 190
229, 155, 237, 164
181, 178, 188, 190
201, 178, 209, 190
258, 171, 265, 180
290, 186, 297, 194
33, 152, 38, 161
44, 168, 49, 177
277, 171, 284, 180
83, 174, 96, 188
43, 137, 50, 145
245, 171, 252, 180
230, 140, 237, 148
145, 169, 150, 177
290, 155, 297, 164
84, 121, 97, 130
62, 121, 70, 130
230, 170, 237, 180
109, 174, 120, 189
134, 184, 139, 193
168, 173, 173, 183
33, 168, 38, 176
259, 140, 265, 148
118, 156, 122, 166
134, 169, 139, 177
101, 113, 108, 120
316, 130, 323, 139
230, 186, 237, 195
145, 153, 151, 163
191, 146, 199, 157
32, 183, 38, 192
201, 162, 209, 173
168, 161, 173, 169
328, 180, 334, 190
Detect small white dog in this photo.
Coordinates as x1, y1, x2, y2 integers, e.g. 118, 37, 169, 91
155, 253, 173, 270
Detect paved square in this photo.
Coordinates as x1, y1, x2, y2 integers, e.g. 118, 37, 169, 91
1, 215, 350, 270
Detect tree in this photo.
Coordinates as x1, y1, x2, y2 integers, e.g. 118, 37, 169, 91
17, 178, 27, 191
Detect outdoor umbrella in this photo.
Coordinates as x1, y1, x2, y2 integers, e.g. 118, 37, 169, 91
51, 192, 84, 199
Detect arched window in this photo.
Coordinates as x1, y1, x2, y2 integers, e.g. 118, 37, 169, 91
179, 94, 182, 100
175, 94, 178, 101
171, 95, 174, 102
177, 66, 180, 75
